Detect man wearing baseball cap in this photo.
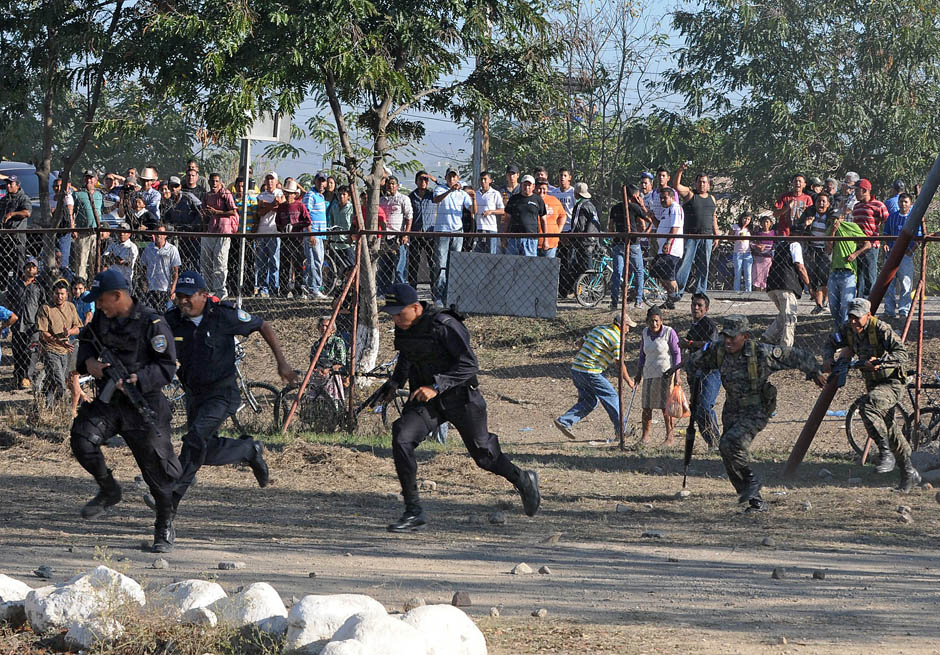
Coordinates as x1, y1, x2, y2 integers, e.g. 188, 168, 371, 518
366, 283, 541, 532
686, 314, 824, 512
70, 269, 182, 553
851, 178, 889, 298
503, 174, 545, 257
0, 174, 32, 285
823, 298, 918, 491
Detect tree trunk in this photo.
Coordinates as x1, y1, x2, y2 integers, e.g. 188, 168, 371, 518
37, 25, 59, 268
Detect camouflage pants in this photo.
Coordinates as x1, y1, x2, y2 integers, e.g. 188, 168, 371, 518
718, 407, 769, 495
858, 380, 910, 459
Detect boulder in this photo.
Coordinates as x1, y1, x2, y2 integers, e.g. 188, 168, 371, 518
326, 612, 430, 655
25, 566, 144, 634
285, 594, 387, 654
64, 618, 124, 649
401, 604, 487, 655
151, 580, 226, 616
210, 582, 288, 636
0, 574, 32, 603
181, 607, 218, 627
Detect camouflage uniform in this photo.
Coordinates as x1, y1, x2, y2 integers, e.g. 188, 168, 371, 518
824, 308, 914, 488
687, 315, 822, 510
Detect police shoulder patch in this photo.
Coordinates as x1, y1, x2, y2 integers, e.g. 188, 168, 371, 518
237, 309, 252, 322
772, 346, 783, 358
151, 334, 168, 353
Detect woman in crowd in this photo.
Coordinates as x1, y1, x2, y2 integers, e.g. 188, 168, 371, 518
636, 306, 682, 446
750, 214, 774, 291
730, 212, 753, 292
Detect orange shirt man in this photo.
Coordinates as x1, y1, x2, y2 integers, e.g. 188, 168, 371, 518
536, 181, 567, 255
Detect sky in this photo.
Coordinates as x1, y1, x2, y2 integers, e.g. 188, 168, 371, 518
266, 0, 690, 183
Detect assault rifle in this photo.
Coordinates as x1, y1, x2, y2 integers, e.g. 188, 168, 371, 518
85, 328, 158, 430
354, 380, 398, 418
828, 357, 886, 388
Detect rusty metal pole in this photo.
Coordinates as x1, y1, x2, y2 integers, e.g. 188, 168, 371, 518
785, 152, 940, 477
618, 185, 632, 450
346, 237, 363, 420
912, 217, 928, 449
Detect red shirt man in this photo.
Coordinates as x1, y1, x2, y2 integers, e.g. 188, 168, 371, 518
851, 178, 889, 247
773, 174, 814, 236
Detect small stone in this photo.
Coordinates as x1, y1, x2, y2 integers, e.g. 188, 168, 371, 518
771, 567, 787, 579
846, 477, 862, 486
307, 572, 317, 578
667, 556, 680, 563
615, 504, 633, 513
778, 636, 788, 645
898, 513, 913, 524
812, 570, 826, 580
677, 489, 691, 498
897, 505, 912, 515
818, 468, 833, 478
418, 479, 437, 492
33, 566, 53, 579
511, 562, 533, 575
642, 503, 654, 510
489, 607, 499, 618
801, 501, 812, 511
404, 597, 426, 612
537, 566, 552, 575
152, 558, 169, 569
451, 592, 471, 607
218, 561, 246, 570
532, 608, 548, 618
488, 512, 506, 525
761, 536, 776, 548
641, 530, 664, 539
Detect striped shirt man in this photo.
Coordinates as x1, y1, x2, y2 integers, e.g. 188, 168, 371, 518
572, 323, 621, 373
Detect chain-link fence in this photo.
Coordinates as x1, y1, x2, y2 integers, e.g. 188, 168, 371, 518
1, 224, 938, 468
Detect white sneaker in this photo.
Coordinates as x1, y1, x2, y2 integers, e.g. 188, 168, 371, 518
313, 291, 329, 300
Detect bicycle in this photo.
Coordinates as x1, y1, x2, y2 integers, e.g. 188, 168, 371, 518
574, 245, 668, 308
229, 338, 281, 434
278, 369, 348, 433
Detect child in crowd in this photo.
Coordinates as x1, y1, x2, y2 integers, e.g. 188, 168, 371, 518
636, 306, 682, 446
730, 213, 753, 292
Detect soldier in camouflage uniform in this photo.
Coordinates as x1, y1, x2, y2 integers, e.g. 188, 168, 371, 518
823, 298, 919, 491
687, 315, 825, 511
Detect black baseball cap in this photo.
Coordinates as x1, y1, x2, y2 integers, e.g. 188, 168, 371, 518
83, 269, 129, 302
175, 271, 207, 296
506, 163, 520, 174
381, 283, 420, 315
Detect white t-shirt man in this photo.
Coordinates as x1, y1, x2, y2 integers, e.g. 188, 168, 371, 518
141, 241, 182, 292
475, 187, 504, 232
256, 188, 285, 234
656, 203, 685, 259
645, 187, 680, 225
550, 186, 575, 225
433, 185, 472, 232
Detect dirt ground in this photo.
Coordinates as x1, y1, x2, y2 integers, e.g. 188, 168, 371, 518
2, 291, 940, 654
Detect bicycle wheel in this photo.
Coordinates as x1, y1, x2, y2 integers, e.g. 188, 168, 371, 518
575, 271, 606, 307
904, 407, 940, 452
381, 390, 409, 428
232, 382, 281, 435
643, 278, 668, 307
846, 398, 910, 458
321, 253, 338, 296
280, 387, 345, 433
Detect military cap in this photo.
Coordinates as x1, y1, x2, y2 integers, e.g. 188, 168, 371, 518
847, 298, 871, 318
719, 314, 750, 338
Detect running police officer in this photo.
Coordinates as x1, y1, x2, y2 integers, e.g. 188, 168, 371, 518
162, 271, 297, 512
686, 315, 825, 511
823, 298, 918, 491
70, 269, 182, 553
375, 283, 541, 532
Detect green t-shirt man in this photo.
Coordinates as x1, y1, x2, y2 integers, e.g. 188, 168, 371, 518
829, 218, 868, 275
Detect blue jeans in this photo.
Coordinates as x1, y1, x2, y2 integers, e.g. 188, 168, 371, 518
732, 251, 753, 292
857, 247, 878, 298
611, 244, 644, 305
676, 237, 712, 297
694, 369, 721, 445
58, 233, 72, 271
557, 368, 622, 436
885, 253, 914, 317
539, 247, 557, 258
396, 242, 409, 284
432, 235, 463, 301
507, 237, 538, 257
828, 269, 857, 328
474, 232, 499, 254
303, 236, 324, 292
254, 236, 280, 294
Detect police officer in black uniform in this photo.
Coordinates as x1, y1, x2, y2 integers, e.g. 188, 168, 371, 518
376, 283, 541, 532
70, 269, 182, 553
162, 271, 297, 511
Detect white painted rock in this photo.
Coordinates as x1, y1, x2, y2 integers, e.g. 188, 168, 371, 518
25, 566, 145, 634
210, 582, 287, 636
64, 618, 123, 649
0, 574, 32, 603
152, 580, 227, 616
285, 594, 387, 654
327, 612, 430, 655
181, 606, 218, 627
401, 604, 487, 655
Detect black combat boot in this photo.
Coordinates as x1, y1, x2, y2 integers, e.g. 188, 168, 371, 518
737, 470, 762, 505
247, 441, 269, 488
80, 473, 123, 519
744, 497, 768, 513
874, 437, 896, 474
515, 469, 541, 517
387, 501, 426, 532
897, 453, 921, 493
152, 512, 176, 553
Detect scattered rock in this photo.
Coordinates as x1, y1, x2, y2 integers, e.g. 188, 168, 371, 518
778, 636, 788, 645
801, 501, 812, 511
539, 532, 562, 545
812, 570, 826, 580
403, 597, 425, 612
532, 608, 548, 618
667, 556, 680, 563
489, 607, 500, 618
418, 480, 437, 492
308, 572, 317, 578
210, 582, 288, 636
64, 618, 123, 649
181, 607, 218, 627
771, 567, 787, 580
898, 513, 913, 524
641, 531, 664, 539
218, 561, 246, 571
284, 594, 386, 654
401, 604, 487, 655
846, 477, 862, 486
615, 504, 633, 513
152, 559, 169, 570
897, 505, 912, 515
510, 562, 533, 575
326, 612, 430, 655
151, 580, 226, 616
677, 489, 691, 498
488, 512, 506, 525
537, 566, 552, 575
0, 574, 32, 604
33, 566, 53, 580
642, 503, 654, 510
818, 468, 833, 478
761, 537, 776, 548
451, 592, 471, 608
